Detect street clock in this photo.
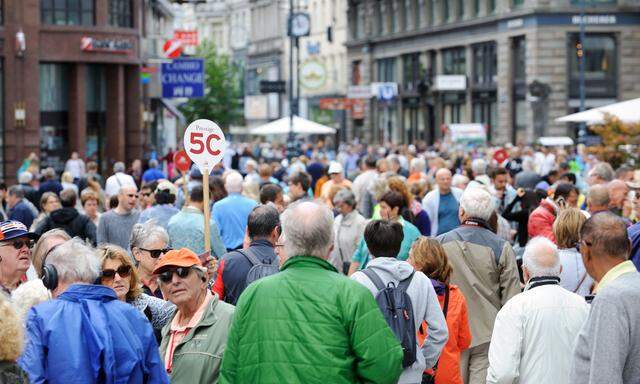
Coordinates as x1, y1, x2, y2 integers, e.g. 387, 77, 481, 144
289, 12, 311, 37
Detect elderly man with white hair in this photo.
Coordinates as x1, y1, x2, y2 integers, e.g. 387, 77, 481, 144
18, 239, 168, 383
437, 187, 521, 384
219, 200, 404, 383
487, 237, 589, 384
212, 171, 258, 251
422, 168, 463, 236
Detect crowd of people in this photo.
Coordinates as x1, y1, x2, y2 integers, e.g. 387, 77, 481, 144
0, 141, 639, 384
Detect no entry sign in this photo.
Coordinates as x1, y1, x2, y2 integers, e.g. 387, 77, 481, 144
173, 150, 192, 173
163, 39, 183, 59
183, 119, 226, 172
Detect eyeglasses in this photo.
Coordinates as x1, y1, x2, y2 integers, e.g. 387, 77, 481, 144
140, 247, 172, 259
101, 265, 132, 280
576, 239, 592, 253
0, 238, 34, 250
158, 267, 192, 283
126, 194, 139, 199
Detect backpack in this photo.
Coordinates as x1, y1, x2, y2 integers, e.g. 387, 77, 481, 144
237, 248, 279, 287
362, 268, 417, 368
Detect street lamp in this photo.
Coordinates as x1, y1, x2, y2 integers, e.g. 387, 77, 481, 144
578, 0, 587, 140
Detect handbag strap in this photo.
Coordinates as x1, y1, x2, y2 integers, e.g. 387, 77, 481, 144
573, 272, 588, 293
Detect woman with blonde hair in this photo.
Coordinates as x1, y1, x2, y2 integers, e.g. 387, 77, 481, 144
30, 192, 61, 231
98, 245, 175, 338
0, 295, 28, 382
60, 171, 78, 194
409, 237, 472, 384
553, 208, 593, 296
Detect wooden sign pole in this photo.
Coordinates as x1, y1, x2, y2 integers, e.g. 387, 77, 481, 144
202, 169, 211, 252
182, 171, 189, 206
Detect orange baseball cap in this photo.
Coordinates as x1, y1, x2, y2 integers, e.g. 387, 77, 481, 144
152, 248, 201, 274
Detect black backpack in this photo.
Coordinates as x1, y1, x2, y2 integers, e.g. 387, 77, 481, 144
362, 269, 417, 368
237, 248, 279, 287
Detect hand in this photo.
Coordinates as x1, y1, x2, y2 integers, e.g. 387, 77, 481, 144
517, 188, 526, 198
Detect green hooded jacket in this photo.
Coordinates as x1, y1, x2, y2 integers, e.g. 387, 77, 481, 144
159, 294, 235, 384
220, 255, 403, 384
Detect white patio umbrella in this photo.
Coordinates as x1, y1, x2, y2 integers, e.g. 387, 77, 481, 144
556, 98, 640, 125
249, 115, 337, 135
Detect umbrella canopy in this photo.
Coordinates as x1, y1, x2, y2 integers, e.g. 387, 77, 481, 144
556, 98, 640, 124
538, 136, 574, 146
249, 116, 337, 135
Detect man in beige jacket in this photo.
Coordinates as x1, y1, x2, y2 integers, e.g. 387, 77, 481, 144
437, 186, 521, 384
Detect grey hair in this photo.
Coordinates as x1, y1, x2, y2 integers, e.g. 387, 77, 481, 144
225, 171, 244, 194
410, 157, 426, 173
281, 200, 334, 259
46, 239, 101, 284
18, 172, 33, 184
589, 162, 614, 183
452, 174, 469, 187
113, 162, 126, 173
130, 221, 169, 249
7, 186, 25, 199
522, 158, 535, 172
471, 158, 487, 176
588, 184, 610, 206
459, 186, 494, 221
523, 236, 561, 277
333, 189, 356, 208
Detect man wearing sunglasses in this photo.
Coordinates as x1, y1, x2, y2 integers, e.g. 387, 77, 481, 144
0, 220, 37, 296
156, 248, 234, 383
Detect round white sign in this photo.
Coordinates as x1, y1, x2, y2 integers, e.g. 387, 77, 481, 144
183, 119, 226, 172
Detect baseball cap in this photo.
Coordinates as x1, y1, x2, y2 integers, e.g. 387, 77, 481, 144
328, 162, 343, 175
0, 221, 38, 242
152, 248, 201, 274
155, 181, 178, 197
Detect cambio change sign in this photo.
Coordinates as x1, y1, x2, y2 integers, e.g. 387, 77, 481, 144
183, 119, 226, 171
161, 59, 204, 98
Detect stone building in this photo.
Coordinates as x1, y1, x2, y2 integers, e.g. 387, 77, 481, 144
345, 0, 640, 145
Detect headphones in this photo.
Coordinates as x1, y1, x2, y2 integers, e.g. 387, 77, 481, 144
41, 263, 59, 291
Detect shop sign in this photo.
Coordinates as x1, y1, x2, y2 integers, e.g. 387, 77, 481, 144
300, 61, 327, 90
447, 123, 486, 145
347, 85, 372, 99
320, 98, 350, 110
174, 30, 199, 46
245, 95, 269, 120
434, 75, 467, 91
161, 58, 204, 98
571, 15, 616, 25
80, 37, 133, 54
371, 82, 398, 101
351, 99, 365, 119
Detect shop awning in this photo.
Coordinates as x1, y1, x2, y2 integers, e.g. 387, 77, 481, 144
249, 115, 337, 135
160, 98, 186, 127
556, 98, 640, 125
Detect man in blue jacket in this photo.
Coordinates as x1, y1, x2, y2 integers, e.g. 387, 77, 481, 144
6, 186, 36, 229
18, 239, 168, 384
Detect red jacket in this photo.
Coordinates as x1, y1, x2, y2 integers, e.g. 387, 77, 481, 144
418, 285, 472, 384
527, 199, 556, 242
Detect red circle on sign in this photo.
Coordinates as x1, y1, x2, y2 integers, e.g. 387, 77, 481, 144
173, 150, 192, 173
493, 149, 509, 165
163, 39, 182, 59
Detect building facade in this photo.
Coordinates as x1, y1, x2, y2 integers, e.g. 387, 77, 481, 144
1, 0, 145, 180
346, 0, 640, 145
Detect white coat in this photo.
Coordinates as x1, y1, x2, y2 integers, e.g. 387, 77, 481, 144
421, 187, 463, 236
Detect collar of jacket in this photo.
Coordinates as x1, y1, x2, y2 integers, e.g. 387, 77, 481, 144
182, 206, 203, 214
175, 293, 222, 347
59, 284, 118, 302
524, 276, 561, 291
249, 239, 274, 249
281, 255, 338, 273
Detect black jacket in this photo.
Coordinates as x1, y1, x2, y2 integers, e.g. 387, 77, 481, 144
36, 207, 97, 245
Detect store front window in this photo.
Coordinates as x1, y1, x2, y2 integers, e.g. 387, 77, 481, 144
442, 47, 466, 75
512, 36, 527, 144
442, 93, 466, 124
109, 0, 133, 28
86, 65, 106, 170
569, 33, 617, 98
472, 42, 496, 87
41, 0, 94, 26
40, 63, 70, 172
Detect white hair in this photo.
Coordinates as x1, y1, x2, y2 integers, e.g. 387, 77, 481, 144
225, 171, 244, 194
471, 158, 487, 176
452, 174, 469, 188
523, 236, 561, 277
459, 186, 494, 221
281, 200, 334, 259
46, 239, 101, 284
113, 162, 126, 173
11, 280, 51, 319
522, 158, 535, 172
18, 172, 33, 184
130, 221, 169, 249
410, 157, 427, 173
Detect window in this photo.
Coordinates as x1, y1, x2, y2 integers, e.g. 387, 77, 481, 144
457, 0, 464, 20
512, 0, 524, 8
401, 0, 409, 30
402, 53, 422, 91
443, 0, 450, 22
413, 0, 421, 29
570, 0, 616, 4
488, 0, 496, 13
569, 33, 617, 98
374, 0, 383, 35
40, 63, 71, 172
41, 0, 94, 26
442, 47, 466, 75
428, 0, 435, 25
109, 0, 133, 28
473, 0, 480, 15
377, 57, 396, 82
472, 42, 497, 87
512, 36, 527, 144
352, 61, 362, 85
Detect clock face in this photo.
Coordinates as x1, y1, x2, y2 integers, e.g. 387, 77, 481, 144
291, 13, 310, 37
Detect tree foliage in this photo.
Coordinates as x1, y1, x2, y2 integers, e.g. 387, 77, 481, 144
588, 113, 640, 168
179, 41, 242, 129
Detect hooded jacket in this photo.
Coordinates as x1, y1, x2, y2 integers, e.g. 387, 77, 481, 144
351, 257, 449, 384
19, 284, 168, 384
35, 207, 97, 245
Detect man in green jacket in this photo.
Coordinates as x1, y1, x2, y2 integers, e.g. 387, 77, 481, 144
220, 200, 403, 384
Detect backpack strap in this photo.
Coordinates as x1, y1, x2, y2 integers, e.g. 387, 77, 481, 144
396, 271, 415, 292
236, 248, 263, 267
361, 268, 386, 291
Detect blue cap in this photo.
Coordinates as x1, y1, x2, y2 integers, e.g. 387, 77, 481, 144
0, 221, 38, 242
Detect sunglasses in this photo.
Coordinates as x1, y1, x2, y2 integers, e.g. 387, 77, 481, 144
0, 238, 34, 250
158, 267, 192, 283
101, 265, 132, 280
140, 247, 172, 259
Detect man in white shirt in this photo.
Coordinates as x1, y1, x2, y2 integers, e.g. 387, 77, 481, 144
105, 162, 137, 200
486, 236, 589, 384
